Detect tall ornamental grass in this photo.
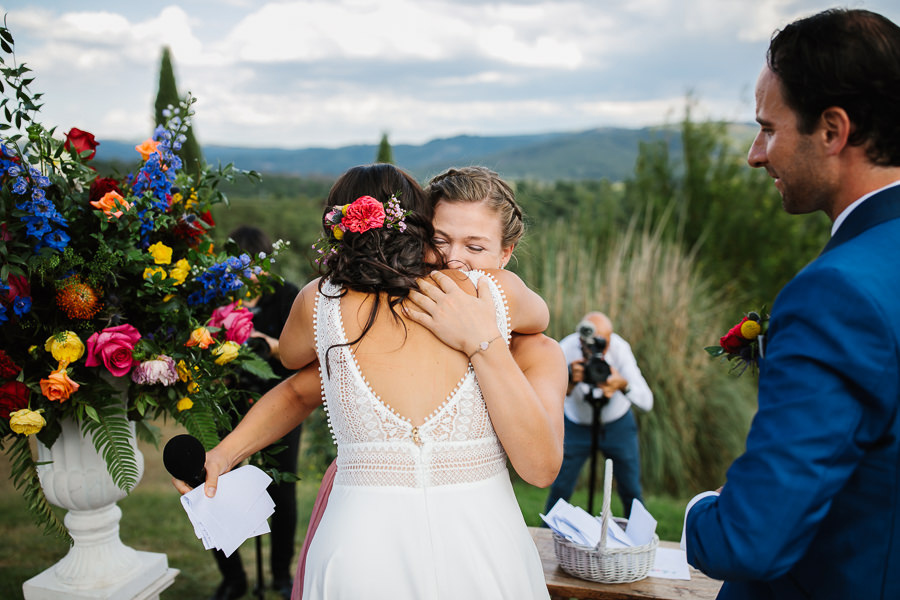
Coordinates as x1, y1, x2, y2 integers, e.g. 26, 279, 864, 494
515, 220, 756, 495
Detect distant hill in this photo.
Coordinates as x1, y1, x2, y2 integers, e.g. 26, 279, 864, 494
95, 125, 754, 182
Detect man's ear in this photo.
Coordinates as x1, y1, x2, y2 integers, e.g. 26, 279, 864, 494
820, 106, 851, 156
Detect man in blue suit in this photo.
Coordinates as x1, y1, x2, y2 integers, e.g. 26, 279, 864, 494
683, 9, 900, 599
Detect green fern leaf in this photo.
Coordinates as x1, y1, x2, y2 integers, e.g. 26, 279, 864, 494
176, 402, 220, 450
79, 399, 140, 492
4, 435, 71, 544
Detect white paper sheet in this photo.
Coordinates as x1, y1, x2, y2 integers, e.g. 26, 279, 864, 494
649, 547, 691, 580
180, 464, 275, 556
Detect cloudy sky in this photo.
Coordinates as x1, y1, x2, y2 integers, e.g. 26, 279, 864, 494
1, 0, 898, 149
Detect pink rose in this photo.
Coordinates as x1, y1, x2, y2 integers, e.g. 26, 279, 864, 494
342, 196, 385, 233
208, 302, 255, 345
85, 324, 141, 377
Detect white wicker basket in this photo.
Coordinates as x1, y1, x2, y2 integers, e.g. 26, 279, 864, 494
552, 459, 658, 584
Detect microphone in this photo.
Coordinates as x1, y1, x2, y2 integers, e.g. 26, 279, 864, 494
163, 434, 208, 489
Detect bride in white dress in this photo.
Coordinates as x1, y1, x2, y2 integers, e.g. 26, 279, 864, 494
279, 164, 552, 599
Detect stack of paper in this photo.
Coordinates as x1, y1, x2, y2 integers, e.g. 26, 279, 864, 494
540, 498, 691, 580
180, 465, 275, 557
540, 497, 657, 548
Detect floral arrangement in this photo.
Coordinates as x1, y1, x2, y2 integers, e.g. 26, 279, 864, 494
312, 194, 408, 265
0, 25, 282, 540
705, 309, 769, 375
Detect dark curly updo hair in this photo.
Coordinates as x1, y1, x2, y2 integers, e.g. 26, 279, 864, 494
316, 164, 443, 368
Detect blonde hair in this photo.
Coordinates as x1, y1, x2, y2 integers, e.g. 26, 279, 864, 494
425, 166, 525, 249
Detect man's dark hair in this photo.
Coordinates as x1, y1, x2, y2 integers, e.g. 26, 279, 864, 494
768, 8, 900, 166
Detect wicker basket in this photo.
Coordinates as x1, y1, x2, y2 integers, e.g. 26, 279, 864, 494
552, 459, 658, 584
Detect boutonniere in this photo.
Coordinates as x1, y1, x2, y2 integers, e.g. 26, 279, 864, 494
705, 309, 769, 375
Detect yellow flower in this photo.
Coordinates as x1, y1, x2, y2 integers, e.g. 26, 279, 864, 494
9, 409, 46, 435
740, 319, 761, 339
169, 258, 190, 285
143, 266, 166, 281
171, 192, 183, 205
187, 381, 199, 394
176, 360, 192, 382
176, 397, 194, 412
148, 242, 173, 265
333, 226, 344, 240
212, 341, 241, 365
45, 331, 85, 366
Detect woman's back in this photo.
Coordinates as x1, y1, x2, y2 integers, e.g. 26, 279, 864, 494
336, 287, 472, 426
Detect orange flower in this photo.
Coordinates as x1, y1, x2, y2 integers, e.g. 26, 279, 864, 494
90, 190, 132, 220
185, 326, 214, 349
39, 368, 80, 402
135, 138, 161, 161
56, 277, 103, 320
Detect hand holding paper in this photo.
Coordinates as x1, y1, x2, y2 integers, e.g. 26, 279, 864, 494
180, 464, 275, 557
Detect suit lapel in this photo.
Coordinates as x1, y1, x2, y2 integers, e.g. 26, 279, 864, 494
821, 185, 900, 255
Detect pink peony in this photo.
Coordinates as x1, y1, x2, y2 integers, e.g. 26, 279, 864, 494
208, 302, 255, 345
131, 355, 179, 386
85, 324, 141, 377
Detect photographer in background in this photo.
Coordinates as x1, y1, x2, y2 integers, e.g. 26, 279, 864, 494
543, 312, 653, 518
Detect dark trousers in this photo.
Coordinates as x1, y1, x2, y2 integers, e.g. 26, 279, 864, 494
213, 424, 302, 584
544, 411, 642, 518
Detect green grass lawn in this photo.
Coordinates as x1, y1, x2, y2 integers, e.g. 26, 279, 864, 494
1, 428, 690, 599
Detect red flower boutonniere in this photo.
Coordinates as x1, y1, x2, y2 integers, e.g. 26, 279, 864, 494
706, 309, 768, 375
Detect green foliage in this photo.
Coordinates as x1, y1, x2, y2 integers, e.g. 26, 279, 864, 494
80, 398, 141, 492
155, 46, 203, 171
625, 104, 830, 306
376, 132, 394, 164
515, 221, 756, 494
3, 435, 71, 544
211, 174, 333, 286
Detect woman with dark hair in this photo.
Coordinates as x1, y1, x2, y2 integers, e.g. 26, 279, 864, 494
282, 164, 551, 598
178, 164, 554, 599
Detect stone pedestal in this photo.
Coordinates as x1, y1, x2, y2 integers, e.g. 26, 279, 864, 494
22, 417, 178, 599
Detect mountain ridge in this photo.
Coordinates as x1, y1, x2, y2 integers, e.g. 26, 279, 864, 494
95, 124, 753, 182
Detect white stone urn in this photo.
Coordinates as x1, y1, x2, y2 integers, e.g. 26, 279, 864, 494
22, 416, 178, 600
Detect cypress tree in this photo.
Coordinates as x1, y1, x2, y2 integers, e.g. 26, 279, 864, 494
155, 46, 203, 171
375, 132, 394, 164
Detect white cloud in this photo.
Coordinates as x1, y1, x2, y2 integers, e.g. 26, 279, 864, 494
1, 0, 899, 148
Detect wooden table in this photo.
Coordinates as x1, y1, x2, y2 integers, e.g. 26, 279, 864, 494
529, 527, 722, 600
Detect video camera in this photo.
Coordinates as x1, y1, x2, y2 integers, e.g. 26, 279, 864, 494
576, 320, 612, 388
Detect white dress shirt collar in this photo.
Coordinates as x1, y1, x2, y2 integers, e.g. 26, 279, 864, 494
831, 179, 900, 237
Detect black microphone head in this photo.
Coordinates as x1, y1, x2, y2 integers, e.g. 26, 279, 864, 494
163, 434, 207, 488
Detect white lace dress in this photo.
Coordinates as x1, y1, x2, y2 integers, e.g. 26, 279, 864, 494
302, 272, 549, 600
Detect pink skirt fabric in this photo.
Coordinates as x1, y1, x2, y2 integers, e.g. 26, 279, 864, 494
291, 460, 337, 600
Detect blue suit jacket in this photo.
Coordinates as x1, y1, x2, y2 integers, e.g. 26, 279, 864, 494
685, 185, 900, 599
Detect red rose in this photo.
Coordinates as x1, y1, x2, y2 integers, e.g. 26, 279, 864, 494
64, 128, 99, 160
2, 274, 30, 301
342, 196, 386, 233
0, 350, 21, 380
719, 317, 749, 354
0, 380, 30, 419
89, 177, 123, 203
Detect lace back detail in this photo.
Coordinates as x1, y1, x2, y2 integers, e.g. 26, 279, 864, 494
314, 275, 511, 488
